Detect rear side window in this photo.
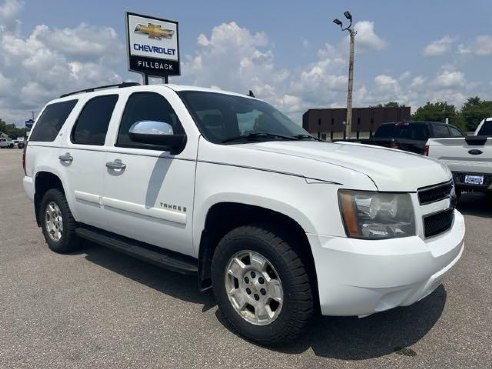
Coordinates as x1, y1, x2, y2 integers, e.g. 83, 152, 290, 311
29, 100, 77, 142
449, 126, 463, 137
432, 124, 451, 137
71, 95, 118, 146
407, 125, 429, 140
116, 92, 182, 148
374, 124, 399, 138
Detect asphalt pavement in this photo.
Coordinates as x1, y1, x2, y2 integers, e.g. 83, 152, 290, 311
0, 149, 491, 368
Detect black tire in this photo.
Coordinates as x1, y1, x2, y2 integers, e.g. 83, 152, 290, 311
40, 188, 80, 253
211, 225, 314, 346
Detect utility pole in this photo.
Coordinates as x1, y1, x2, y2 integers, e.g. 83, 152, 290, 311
333, 11, 356, 139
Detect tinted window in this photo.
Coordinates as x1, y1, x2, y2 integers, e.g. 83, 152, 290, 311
29, 100, 77, 142
477, 121, 492, 136
407, 124, 429, 140
71, 95, 118, 145
432, 124, 451, 137
374, 124, 401, 138
449, 126, 463, 137
117, 92, 182, 148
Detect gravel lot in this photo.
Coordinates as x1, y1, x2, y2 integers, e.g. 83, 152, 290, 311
1, 149, 491, 369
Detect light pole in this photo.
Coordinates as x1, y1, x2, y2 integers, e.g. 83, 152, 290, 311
333, 11, 356, 139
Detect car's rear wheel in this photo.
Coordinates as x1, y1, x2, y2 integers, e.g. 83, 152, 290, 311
211, 225, 314, 345
40, 189, 80, 253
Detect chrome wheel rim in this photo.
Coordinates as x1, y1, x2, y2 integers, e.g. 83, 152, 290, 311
45, 201, 63, 242
225, 250, 283, 326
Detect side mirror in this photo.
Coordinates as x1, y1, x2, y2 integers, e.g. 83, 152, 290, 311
129, 120, 186, 154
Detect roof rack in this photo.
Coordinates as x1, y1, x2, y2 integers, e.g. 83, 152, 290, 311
60, 82, 140, 98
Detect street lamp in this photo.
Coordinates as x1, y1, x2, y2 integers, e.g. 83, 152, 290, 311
333, 10, 356, 139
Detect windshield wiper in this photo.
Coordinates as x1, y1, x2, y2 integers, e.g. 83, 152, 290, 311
222, 132, 298, 144
291, 134, 321, 141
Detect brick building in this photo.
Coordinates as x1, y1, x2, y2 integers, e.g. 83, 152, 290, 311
303, 107, 411, 141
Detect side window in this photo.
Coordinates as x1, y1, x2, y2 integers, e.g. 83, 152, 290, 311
117, 92, 182, 148
449, 126, 463, 137
71, 95, 118, 146
432, 124, 451, 137
409, 125, 429, 140
29, 100, 78, 142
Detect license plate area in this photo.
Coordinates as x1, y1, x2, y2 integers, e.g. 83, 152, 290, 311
464, 175, 484, 185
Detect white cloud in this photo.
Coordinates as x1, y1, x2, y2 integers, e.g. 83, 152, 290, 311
432, 66, 466, 88
351, 21, 386, 52
0, 0, 22, 33
181, 22, 348, 118
459, 34, 492, 56
0, 2, 125, 125
423, 36, 455, 56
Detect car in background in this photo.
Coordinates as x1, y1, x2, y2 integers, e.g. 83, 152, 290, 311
0, 138, 14, 148
426, 117, 492, 196
13, 139, 25, 149
474, 118, 492, 136
360, 121, 464, 155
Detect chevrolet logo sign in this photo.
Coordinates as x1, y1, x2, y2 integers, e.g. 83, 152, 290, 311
134, 23, 174, 40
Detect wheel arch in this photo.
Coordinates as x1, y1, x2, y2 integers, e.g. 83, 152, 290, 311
197, 202, 319, 308
34, 171, 66, 226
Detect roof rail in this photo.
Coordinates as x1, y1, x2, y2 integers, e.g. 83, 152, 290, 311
60, 82, 140, 98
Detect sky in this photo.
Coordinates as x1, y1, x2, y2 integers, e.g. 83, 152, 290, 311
1, 0, 491, 127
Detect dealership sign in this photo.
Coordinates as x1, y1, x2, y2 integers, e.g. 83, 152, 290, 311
126, 12, 180, 77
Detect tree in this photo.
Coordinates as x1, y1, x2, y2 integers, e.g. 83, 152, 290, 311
411, 101, 464, 129
370, 101, 406, 108
460, 97, 492, 131
0, 118, 27, 139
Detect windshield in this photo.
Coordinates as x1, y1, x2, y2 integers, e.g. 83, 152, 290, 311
178, 91, 312, 144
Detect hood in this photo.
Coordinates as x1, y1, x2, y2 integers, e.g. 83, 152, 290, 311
202, 140, 452, 192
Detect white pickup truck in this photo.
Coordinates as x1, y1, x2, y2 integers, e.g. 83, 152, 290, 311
0, 137, 14, 148
426, 118, 492, 196
23, 83, 465, 345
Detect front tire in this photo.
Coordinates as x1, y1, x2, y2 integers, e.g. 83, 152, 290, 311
211, 225, 314, 345
40, 189, 80, 253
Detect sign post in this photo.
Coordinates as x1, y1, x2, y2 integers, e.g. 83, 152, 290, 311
126, 12, 180, 84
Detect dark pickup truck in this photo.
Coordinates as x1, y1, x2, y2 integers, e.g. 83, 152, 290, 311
358, 121, 464, 154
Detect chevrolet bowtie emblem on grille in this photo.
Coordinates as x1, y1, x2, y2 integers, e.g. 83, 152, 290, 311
134, 23, 174, 40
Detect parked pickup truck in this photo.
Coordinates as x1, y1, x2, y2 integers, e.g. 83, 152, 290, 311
23, 83, 465, 345
426, 124, 492, 195
357, 121, 463, 154
0, 137, 14, 148
474, 117, 492, 136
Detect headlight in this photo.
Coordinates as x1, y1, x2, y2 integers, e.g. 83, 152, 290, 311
338, 190, 416, 239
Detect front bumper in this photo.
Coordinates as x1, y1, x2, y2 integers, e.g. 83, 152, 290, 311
308, 210, 465, 316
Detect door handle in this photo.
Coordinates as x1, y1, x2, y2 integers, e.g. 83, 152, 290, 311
106, 159, 126, 170
58, 153, 73, 163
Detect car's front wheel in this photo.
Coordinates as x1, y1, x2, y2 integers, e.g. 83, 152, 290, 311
211, 225, 314, 345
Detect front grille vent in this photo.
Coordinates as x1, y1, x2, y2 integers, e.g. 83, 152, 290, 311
424, 209, 454, 238
418, 181, 453, 205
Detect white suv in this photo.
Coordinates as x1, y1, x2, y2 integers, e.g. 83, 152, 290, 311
23, 83, 465, 345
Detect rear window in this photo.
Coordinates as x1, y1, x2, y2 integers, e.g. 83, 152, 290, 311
29, 100, 78, 142
477, 121, 492, 136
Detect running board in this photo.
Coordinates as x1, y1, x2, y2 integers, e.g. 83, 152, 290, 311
75, 226, 198, 275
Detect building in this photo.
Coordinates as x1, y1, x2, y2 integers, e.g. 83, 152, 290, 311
303, 107, 411, 141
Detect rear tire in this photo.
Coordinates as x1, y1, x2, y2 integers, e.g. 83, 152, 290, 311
40, 189, 80, 253
211, 225, 314, 346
